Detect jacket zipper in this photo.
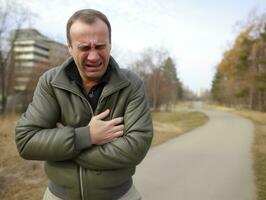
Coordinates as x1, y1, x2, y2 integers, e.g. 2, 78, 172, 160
79, 166, 85, 200
79, 100, 94, 200
53, 83, 128, 199
53, 85, 95, 200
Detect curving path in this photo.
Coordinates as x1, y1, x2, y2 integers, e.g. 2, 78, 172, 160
134, 103, 257, 200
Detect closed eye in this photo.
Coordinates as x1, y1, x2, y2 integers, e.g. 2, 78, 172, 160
95, 44, 107, 50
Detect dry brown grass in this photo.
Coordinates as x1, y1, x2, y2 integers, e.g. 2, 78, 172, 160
176, 101, 193, 108
0, 110, 208, 199
0, 114, 47, 200
206, 104, 266, 200
151, 111, 209, 146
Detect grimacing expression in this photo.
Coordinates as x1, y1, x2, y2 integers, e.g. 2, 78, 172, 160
68, 19, 111, 84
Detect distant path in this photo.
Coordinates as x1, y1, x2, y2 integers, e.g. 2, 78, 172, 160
134, 102, 257, 200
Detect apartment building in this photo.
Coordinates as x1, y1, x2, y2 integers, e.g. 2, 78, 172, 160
13, 29, 69, 91
7, 29, 69, 111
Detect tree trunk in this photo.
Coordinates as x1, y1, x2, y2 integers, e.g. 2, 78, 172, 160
0, 54, 7, 113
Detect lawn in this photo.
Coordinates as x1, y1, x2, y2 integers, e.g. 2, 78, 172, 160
151, 110, 209, 146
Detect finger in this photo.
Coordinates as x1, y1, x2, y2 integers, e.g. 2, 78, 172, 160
111, 124, 124, 133
100, 131, 123, 144
56, 122, 64, 128
94, 109, 110, 120
113, 130, 124, 138
108, 117, 124, 126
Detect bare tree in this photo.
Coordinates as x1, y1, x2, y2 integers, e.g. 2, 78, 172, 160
0, 0, 34, 113
130, 48, 183, 110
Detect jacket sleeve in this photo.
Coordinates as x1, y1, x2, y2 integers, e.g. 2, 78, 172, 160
74, 79, 153, 169
15, 73, 80, 161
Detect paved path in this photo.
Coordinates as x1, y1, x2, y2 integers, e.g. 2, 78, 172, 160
134, 104, 257, 200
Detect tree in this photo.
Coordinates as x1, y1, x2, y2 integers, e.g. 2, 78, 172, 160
130, 48, 167, 109
211, 11, 266, 111
211, 26, 254, 107
160, 57, 182, 110
211, 70, 223, 103
130, 48, 183, 110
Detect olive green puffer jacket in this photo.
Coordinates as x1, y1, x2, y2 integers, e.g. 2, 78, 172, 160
15, 57, 153, 200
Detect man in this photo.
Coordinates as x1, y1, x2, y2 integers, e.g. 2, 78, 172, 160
15, 9, 153, 200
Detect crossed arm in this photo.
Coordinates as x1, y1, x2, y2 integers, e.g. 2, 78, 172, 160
57, 109, 125, 146
15, 73, 153, 169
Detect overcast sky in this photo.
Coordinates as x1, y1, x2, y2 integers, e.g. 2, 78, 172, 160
14, 0, 266, 92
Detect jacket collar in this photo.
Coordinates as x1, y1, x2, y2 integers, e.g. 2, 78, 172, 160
51, 56, 130, 99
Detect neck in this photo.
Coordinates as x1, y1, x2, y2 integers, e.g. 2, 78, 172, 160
82, 80, 98, 93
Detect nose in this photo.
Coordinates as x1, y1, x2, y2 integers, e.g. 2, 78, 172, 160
87, 50, 100, 62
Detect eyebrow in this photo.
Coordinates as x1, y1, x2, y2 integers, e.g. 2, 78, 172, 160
77, 42, 107, 48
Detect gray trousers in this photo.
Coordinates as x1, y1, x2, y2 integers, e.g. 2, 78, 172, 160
43, 185, 142, 200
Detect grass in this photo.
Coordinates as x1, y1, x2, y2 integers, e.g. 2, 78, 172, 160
0, 110, 208, 199
206, 104, 266, 200
0, 114, 47, 200
151, 111, 209, 146
176, 101, 194, 108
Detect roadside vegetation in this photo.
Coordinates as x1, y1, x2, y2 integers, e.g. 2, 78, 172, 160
151, 110, 209, 146
0, 108, 208, 199
0, 114, 46, 200
175, 101, 193, 108
206, 104, 266, 200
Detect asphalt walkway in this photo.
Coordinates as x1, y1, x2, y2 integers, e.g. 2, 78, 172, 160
134, 105, 257, 200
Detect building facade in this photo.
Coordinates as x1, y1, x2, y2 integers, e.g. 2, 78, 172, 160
13, 28, 69, 91
9, 29, 69, 110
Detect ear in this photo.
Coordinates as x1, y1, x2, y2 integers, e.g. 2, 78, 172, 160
68, 44, 73, 56
108, 42, 112, 52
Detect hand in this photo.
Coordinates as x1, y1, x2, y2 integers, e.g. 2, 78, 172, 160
56, 109, 124, 145
89, 109, 124, 145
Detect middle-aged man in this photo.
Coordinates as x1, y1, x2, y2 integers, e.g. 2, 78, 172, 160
15, 9, 153, 200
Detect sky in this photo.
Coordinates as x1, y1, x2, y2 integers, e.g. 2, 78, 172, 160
12, 0, 266, 92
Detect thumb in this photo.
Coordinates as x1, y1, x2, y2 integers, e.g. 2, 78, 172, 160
56, 122, 65, 128
94, 109, 110, 120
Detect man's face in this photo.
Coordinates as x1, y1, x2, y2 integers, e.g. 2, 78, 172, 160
68, 19, 111, 84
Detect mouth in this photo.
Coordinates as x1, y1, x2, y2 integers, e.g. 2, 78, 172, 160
84, 62, 103, 71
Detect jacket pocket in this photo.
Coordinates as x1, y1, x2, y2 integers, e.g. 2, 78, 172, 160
84, 167, 135, 189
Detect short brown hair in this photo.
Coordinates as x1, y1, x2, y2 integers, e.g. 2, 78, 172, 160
66, 9, 111, 46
